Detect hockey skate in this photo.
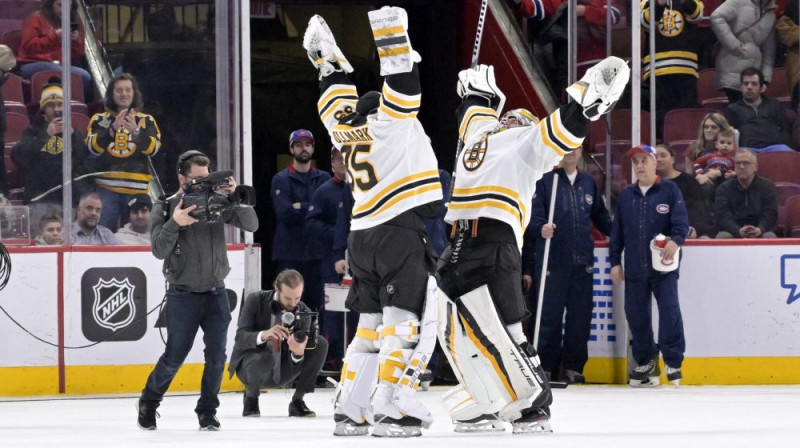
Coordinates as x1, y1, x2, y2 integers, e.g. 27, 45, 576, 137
333, 413, 371, 436
666, 366, 683, 388
511, 406, 553, 435
629, 357, 661, 388
564, 369, 586, 385
453, 413, 506, 433
566, 56, 630, 121
303, 15, 353, 79
372, 415, 426, 438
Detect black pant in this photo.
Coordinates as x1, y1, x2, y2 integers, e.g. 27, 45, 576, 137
235, 336, 328, 400
649, 74, 698, 139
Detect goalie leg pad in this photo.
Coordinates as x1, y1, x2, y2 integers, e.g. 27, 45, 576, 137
303, 14, 353, 79
334, 313, 382, 431
371, 277, 438, 436
368, 6, 421, 76
443, 285, 546, 423
566, 56, 631, 121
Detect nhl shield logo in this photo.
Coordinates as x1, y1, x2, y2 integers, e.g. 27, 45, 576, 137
82, 267, 147, 341
92, 277, 136, 332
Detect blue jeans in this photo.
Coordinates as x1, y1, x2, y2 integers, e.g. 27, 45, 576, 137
19, 62, 93, 101
96, 187, 132, 232
140, 286, 232, 413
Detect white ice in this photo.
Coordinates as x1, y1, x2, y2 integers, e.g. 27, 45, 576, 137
2, 385, 799, 447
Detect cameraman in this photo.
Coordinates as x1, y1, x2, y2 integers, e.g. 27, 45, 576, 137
228, 269, 328, 418
137, 150, 259, 431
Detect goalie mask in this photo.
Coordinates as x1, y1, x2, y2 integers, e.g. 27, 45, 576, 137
501, 109, 538, 128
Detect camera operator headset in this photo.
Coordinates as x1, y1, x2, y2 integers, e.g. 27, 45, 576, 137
137, 150, 259, 431
228, 269, 328, 419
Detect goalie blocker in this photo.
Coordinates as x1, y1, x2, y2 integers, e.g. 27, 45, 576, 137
437, 285, 553, 433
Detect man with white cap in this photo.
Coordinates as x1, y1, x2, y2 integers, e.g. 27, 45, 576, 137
610, 144, 690, 387
115, 193, 153, 244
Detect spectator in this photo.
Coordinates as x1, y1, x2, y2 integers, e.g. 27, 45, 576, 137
655, 143, 714, 238
115, 194, 152, 245
694, 128, 737, 196
714, 148, 778, 238
0, 44, 16, 194
642, 0, 704, 139
723, 67, 792, 152
10, 78, 90, 227
424, 169, 451, 257
17, 0, 92, 101
270, 129, 331, 313
35, 213, 63, 245
696, 0, 724, 69
86, 73, 162, 232
531, 147, 612, 384
711, 0, 777, 103
228, 270, 328, 418
71, 192, 120, 245
305, 147, 355, 371
685, 112, 733, 173
610, 145, 689, 387
776, 0, 800, 110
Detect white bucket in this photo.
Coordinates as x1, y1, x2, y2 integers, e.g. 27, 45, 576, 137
324, 283, 350, 312
650, 239, 680, 272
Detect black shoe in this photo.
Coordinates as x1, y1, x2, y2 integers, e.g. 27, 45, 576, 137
197, 411, 220, 431
243, 395, 260, 417
136, 399, 158, 430
288, 398, 316, 417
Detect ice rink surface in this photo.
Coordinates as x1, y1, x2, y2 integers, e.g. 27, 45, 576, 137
2, 385, 799, 447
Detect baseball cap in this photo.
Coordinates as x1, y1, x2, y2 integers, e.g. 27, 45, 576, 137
626, 145, 657, 160
128, 194, 153, 211
289, 129, 315, 146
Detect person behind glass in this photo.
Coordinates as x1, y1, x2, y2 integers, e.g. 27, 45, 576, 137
228, 269, 328, 418
684, 112, 733, 175
305, 147, 355, 372
610, 145, 689, 387
714, 148, 777, 238
137, 150, 259, 431
722, 67, 792, 153
87, 73, 162, 232
776, 1, 800, 110
693, 129, 737, 197
271, 129, 331, 313
71, 192, 120, 245
655, 143, 714, 238
0, 44, 17, 194
11, 78, 90, 227
530, 147, 612, 384
17, 0, 93, 101
115, 194, 152, 245
35, 214, 63, 246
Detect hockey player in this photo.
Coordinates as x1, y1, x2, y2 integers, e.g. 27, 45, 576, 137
303, 7, 442, 438
436, 58, 630, 433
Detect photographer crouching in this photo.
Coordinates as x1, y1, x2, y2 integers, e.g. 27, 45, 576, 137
228, 269, 328, 418
137, 150, 259, 431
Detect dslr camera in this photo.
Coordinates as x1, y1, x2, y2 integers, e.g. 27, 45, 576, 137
167, 170, 256, 224
280, 309, 319, 349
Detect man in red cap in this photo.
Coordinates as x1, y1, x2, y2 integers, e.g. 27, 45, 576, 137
271, 129, 331, 315
610, 144, 690, 388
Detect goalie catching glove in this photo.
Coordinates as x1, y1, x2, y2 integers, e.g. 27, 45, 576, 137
303, 15, 353, 79
457, 64, 506, 115
566, 56, 630, 121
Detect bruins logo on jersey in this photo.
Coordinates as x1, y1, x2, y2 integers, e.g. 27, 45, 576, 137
463, 137, 488, 171
658, 10, 684, 37
107, 131, 136, 158
43, 136, 64, 155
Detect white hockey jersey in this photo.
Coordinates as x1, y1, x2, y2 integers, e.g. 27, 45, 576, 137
318, 77, 442, 231
445, 105, 584, 251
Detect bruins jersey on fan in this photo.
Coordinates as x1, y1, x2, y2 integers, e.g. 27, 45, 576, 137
641, 0, 704, 80
446, 99, 585, 251
86, 111, 162, 195
317, 68, 442, 231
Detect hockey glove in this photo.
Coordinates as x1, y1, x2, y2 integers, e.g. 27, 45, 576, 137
457, 64, 506, 115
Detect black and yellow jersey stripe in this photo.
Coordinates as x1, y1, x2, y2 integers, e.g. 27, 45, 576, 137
448, 185, 528, 228
539, 108, 582, 157
459, 105, 498, 143
351, 169, 441, 220
318, 83, 359, 126
379, 83, 420, 120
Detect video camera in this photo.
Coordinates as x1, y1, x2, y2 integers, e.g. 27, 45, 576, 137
167, 170, 256, 224
280, 309, 319, 349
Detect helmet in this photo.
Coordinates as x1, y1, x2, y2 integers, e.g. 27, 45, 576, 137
501, 108, 539, 128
